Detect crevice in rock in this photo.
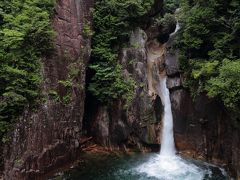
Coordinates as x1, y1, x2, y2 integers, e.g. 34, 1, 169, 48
82, 61, 99, 137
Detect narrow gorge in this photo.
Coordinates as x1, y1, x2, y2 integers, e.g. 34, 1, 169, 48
0, 0, 240, 179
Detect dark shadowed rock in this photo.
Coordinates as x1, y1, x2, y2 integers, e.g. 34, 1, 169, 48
167, 77, 182, 90
165, 52, 179, 76
91, 106, 109, 146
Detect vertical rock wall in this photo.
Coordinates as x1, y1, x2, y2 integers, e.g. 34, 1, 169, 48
4, 0, 94, 179
166, 48, 240, 178
89, 28, 163, 148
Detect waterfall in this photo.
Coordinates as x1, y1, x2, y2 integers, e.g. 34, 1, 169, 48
146, 21, 180, 157
158, 21, 180, 157
158, 74, 175, 156
136, 19, 227, 180
157, 22, 180, 156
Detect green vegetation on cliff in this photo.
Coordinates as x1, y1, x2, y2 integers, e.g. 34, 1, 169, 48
0, 0, 55, 143
89, 0, 154, 104
177, 0, 240, 124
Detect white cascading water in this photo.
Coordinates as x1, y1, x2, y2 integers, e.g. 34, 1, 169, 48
136, 21, 211, 180
158, 75, 175, 156
158, 20, 180, 157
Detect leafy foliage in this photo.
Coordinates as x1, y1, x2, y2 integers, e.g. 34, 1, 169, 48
155, 13, 177, 35
89, 0, 154, 104
206, 59, 240, 110
164, 0, 180, 14
177, 0, 240, 121
0, 0, 55, 143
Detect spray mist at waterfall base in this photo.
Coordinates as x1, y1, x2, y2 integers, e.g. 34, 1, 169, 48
136, 154, 208, 180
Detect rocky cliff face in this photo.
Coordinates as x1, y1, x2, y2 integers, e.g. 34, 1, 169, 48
87, 28, 163, 149
166, 49, 240, 178
4, 0, 94, 179
3, 0, 240, 179
87, 14, 240, 178
83, 1, 166, 150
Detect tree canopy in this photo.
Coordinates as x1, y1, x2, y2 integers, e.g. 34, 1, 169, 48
177, 0, 240, 125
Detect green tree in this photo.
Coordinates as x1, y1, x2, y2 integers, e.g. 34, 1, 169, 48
0, 0, 55, 143
177, 0, 240, 123
89, 0, 154, 104
164, 0, 180, 14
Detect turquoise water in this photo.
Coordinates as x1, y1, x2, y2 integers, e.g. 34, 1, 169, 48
51, 153, 228, 180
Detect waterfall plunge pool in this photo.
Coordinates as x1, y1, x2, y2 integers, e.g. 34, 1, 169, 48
50, 153, 228, 180
51, 19, 229, 180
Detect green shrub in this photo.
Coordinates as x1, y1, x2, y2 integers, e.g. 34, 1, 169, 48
0, 0, 55, 143
89, 0, 154, 104
177, 0, 240, 123
206, 59, 240, 110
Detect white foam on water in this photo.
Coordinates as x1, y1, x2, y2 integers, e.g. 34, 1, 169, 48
136, 155, 206, 180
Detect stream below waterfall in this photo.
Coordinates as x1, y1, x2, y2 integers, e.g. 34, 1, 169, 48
51, 153, 228, 180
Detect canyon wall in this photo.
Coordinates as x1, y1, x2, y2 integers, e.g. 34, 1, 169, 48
3, 0, 240, 179
166, 50, 240, 178
87, 28, 163, 149
87, 19, 240, 178
4, 0, 94, 179
84, 2, 166, 150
